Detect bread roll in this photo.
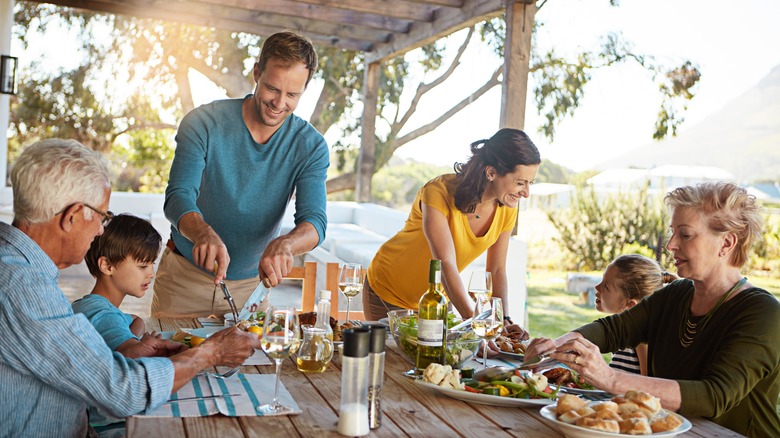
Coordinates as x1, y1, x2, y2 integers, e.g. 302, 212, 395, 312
619, 417, 652, 435
651, 413, 683, 433
575, 417, 620, 433
556, 394, 588, 415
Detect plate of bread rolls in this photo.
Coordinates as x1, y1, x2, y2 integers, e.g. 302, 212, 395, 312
539, 391, 691, 437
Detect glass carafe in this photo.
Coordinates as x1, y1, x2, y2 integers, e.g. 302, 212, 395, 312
296, 325, 334, 373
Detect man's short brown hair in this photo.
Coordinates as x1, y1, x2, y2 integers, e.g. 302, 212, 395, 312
256, 31, 318, 86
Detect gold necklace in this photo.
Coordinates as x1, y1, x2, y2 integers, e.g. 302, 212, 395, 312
678, 277, 747, 348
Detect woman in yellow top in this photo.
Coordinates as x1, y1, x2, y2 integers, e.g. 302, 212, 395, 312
363, 128, 541, 321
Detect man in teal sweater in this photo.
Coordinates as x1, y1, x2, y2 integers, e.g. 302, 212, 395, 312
152, 31, 329, 317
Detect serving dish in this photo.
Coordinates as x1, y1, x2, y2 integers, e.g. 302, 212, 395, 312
416, 380, 555, 407
539, 403, 691, 438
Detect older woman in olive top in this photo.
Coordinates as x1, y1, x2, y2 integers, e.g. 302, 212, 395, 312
363, 128, 540, 321
527, 182, 780, 438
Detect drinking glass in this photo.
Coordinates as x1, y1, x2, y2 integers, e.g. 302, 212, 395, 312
338, 263, 364, 322
468, 271, 493, 304
257, 305, 301, 414
472, 297, 504, 369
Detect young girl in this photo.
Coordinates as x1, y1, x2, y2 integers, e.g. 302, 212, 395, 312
594, 254, 677, 375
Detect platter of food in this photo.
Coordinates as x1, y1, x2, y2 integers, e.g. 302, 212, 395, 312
416, 380, 555, 407
539, 392, 691, 437
417, 363, 557, 407
498, 351, 525, 361
543, 367, 609, 396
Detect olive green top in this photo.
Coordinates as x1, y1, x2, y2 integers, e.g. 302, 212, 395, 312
577, 279, 780, 438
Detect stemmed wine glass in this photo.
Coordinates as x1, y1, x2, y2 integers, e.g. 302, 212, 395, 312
338, 263, 364, 322
257, 305, 301, 415
468, 271, 493, 304
472, 297, 504, 369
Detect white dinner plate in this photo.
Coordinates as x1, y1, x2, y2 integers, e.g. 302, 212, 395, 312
498, 351, 525, 361
539, 404, 692, 438
415, 380, 555, 407
161, 326, 226, 340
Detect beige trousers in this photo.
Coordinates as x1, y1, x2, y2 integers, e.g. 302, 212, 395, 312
151, 247, 269, 318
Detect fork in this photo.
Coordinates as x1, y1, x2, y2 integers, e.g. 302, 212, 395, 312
198, 367, 240, 379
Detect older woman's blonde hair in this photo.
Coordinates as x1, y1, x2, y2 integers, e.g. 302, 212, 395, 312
664, 181, 763, 268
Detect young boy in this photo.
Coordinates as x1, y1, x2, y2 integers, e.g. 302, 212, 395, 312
72, 213, 167, 358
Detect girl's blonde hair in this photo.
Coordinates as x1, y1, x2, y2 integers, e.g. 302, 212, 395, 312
610, 254, 678, 300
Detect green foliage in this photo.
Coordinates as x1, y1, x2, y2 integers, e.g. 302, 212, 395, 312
547, 183, 669, 271
110, 128, 175, 193
536, 159, 574, 184
748, 214, 780, 274
370, 161, 450, 208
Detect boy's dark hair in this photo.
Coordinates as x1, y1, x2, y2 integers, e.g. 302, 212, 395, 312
84, 214, 162, 277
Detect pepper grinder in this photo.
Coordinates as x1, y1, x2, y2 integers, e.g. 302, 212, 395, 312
366, 324, 386, 430
338, 328, 370, 437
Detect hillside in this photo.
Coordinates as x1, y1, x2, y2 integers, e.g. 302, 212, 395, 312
598, 64, 780, 182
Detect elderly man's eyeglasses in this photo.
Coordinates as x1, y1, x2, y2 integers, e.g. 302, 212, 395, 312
54, 203, 114, 227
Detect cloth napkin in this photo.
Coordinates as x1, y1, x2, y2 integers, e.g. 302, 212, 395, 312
139, 374, 301, 417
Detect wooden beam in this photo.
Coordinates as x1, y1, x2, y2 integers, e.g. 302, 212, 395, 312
356, 62, 380, 202
366, 0, 503, 63
291, 0, 437, 22
403, 0, 464, 7
26, 0, 377, 51
500, 0, 535, 130
198, 0, 413, 33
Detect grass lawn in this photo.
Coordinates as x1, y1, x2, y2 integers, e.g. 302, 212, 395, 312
525, 269, 602, 339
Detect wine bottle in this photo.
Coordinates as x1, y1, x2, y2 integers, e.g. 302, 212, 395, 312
315, 290, 334, 341
416, 259, 449, 370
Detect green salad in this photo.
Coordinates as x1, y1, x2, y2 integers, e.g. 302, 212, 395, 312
394, 314, 479, 367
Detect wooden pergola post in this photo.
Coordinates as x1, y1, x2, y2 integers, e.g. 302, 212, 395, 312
501, 0, 536, 130
356, 61, 380, 202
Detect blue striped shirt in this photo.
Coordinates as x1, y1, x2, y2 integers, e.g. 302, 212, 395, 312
0, 222, 175, 437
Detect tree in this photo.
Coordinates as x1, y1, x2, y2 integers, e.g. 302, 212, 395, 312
547, 183, 670, 271
9, 2, 700, 197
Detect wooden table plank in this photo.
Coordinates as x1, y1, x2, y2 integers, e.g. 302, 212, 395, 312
125, 318, 744, 438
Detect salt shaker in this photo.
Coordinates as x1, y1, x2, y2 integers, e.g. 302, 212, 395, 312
366, 324, 386, 430
338, 328, 370, 437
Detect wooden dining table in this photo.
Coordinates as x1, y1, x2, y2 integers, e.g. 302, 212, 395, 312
126, 318, 743, 437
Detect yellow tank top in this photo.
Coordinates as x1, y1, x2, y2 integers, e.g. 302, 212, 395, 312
367, 174, 518, 309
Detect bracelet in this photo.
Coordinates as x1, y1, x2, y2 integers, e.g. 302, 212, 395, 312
503, 315, 513, 324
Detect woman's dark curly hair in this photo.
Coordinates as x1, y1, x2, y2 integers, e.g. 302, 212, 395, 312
453, 128, 540, 213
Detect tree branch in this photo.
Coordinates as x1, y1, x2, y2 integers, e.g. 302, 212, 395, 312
397, 27, 474, 129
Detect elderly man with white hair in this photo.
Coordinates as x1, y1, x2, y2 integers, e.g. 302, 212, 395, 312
0, 139, 261, 437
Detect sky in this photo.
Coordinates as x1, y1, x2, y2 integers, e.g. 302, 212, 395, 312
275, 0, 780, 173
17, 0, 780, 173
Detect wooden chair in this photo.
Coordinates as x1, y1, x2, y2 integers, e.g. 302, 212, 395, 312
287, 261, 317, 314
324, 262, 366, 321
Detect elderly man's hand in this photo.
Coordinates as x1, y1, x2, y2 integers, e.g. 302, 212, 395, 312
123, 331, 188, 359
204, 327, 262, 368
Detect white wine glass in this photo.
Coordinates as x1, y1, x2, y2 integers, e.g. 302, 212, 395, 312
257, 305, 301, 415
468, 271, 493, 304
338, 263, 364, 322
472, 297, 503, 369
